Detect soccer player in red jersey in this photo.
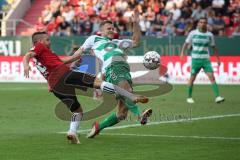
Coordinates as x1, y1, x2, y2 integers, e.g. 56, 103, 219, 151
23, 31, 148, 144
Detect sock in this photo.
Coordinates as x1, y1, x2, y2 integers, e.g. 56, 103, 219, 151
100, 81, 115, 94
188, 85, 193, 98
211, 82, 219, 97
99, 113, 119, 130
100, 81, 135, 101
69, 112, 82, 134
125, 98, 140, 116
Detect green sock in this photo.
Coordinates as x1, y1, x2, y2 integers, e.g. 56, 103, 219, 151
99, 113, 119, 130
211, 82, 219, 97
125, 99, 140, 116
188, 85, 193, 98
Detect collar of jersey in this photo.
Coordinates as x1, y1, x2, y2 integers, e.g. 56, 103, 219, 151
102, 36, 112, 41
197, 28, 207, 33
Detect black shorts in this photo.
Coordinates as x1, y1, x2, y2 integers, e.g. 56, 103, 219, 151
52, 71, 96, 112
52, 70, 96, 96
64, 71, 96, 89
53, 90, 81, 112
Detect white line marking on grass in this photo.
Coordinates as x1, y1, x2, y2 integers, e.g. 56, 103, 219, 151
102, 133, 240, 140
58, 113, 240, 134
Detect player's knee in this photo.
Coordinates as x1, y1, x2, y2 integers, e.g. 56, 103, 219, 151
189, 76, 196, 84
210, 78, 215, 83
70, 100, 81, 112
118, 81, 132, 92
210, 75, 215, 82
207, 73, 215, 82
62, 98, 82, 112
72, 106, 83, 113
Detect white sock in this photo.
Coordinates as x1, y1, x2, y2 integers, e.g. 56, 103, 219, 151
100, 81, 115, 94
100, 81, 135, 101
68, 112, 82, 134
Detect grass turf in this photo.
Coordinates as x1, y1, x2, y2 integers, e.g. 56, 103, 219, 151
0, 83, 239, 160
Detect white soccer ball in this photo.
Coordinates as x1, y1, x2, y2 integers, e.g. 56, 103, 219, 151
143, 51, 161, 70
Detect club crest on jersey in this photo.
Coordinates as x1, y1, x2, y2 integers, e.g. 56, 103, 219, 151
104, 42, 118, 52
110, 71, 117, 80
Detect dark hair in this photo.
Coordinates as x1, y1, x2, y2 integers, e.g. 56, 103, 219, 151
198, 17, 207, 22
32, 31, 48, 44
99, 20, 113, 28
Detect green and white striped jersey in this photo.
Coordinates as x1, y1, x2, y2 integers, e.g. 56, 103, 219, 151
81, 35, 133, 73
185, 29, 215, 59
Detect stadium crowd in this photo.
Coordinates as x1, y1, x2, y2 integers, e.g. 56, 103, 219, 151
36, 0, 240, 37
0, 0, 16, 35
0, 0, 15, 12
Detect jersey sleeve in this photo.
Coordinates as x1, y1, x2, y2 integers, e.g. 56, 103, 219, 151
185, 31, 194, 44
29, 42, 44, 56
209, 33, 215, 46
112, 39, 134, 50
81, 35, 96, 51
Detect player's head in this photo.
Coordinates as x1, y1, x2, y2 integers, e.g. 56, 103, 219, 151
197, 17, 208, 32
32, 31, 51, 48
99, 20, 115, 39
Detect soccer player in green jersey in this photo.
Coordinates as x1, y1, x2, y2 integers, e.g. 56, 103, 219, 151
180, 17, 225, 104
78, 11, 152, 138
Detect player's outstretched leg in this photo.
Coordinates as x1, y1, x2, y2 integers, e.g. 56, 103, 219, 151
96, 80, 149, 104
124, 98, 152, 125
64, 72, 148, 103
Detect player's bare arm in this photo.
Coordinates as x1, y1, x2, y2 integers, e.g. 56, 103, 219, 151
60, 48, 83, 64
131, 10, 141, 47
212, 46, 221, 66
23, 51, 36, 78
180, 42, 189, 60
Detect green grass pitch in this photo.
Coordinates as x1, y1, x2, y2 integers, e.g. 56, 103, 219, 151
0, 83, 239, 160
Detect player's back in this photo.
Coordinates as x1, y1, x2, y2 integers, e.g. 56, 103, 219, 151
30, 42, 68, 81
31, 42, 64, 73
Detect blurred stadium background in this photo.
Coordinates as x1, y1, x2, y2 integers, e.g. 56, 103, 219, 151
0, 0, 240, 83
0, 0, 239, 160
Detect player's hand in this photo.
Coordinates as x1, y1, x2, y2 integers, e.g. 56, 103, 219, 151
71, 59, 82, 68
24, 65, 31, 78
217, 57, 221, 66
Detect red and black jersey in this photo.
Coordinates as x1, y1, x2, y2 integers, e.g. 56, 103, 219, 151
30, 42, 69, 88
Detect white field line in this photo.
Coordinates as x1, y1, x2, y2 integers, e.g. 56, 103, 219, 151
58, 113, 240, 134
102, 133, 240, 140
